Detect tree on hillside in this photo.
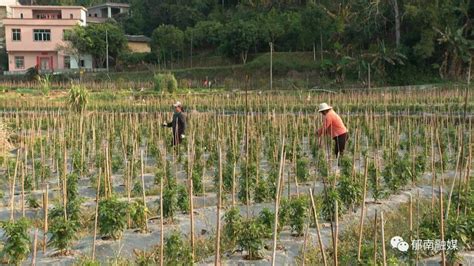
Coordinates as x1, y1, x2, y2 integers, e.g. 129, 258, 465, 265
301, 4, 335, 60
185, 20, 223, 49
219, 19, 259, 64
151, 25, 185, 68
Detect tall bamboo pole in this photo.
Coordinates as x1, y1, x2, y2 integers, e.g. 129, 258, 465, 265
271, 139, 285, 266
43, 184, 48, 253
92, 168, 101, 260
214, 145, 223, 266
140, 150, 149, 232
439, 186, 446, 266
381, 211, 387, 266
357, 159, 369, 261
309, 188, 327, 266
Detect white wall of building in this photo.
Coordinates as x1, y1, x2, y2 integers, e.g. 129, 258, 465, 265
69, 54, 93, 69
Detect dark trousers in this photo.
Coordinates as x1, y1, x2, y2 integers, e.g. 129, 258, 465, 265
333, 133, 348, 158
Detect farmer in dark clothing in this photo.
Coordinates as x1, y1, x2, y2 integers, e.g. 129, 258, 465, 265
162, 101, 186, 145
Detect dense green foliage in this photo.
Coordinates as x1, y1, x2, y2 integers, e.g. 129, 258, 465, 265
98, 197, 130, 239
0, 218, 31, 265
153, 73, 178, 93
65, 22, 127, 68
39, 0, 473, 83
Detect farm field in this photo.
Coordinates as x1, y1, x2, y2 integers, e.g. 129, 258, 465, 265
0, 85, 472, 265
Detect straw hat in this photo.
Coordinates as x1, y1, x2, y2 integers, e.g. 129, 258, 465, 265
173, 101, 182, 107
318, 103, 332, 112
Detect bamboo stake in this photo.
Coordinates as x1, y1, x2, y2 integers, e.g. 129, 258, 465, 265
10, 151, 20, 221
439, 186, 446, 266
381, 211, 387, 266
409, 194, 413, 243
63, 145, 67, 221
43, 184, 48, 253
214, 145, 223, 266
32, 228, 38, 266
140, 150, 149, 232
357, 159, 369, 261
302, 224, 309, 266
333, 200, 338, 266
373, 209, 378, 265
21, 161, 25, 217
92, 168, 101, 260
160, 147, 165, 266
187, 138, 195, 261
271, 139, 285, 266
446, 145, 462, 221
309, 188, 327, 266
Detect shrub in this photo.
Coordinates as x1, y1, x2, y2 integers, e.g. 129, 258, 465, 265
177, 184, 189, 213
236, 218, 266, 260
130, 200, 149, 233
164, 231, 193, 265
288, 196, 309, 236
38, 74, 51, 96
321, 186, 344, 221
254, 179, 270, 203
98, 197, 129, 240
48, 217, 78, 254
337, 175, 362, 209
153, 73, 177, 93
1, 218, 31, 265
223, 207, 242, 245
257, 208, 274, 238
68, 85, 89, 112
296, 158, 310, 183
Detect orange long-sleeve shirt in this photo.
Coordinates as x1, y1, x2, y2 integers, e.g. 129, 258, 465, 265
318, 109, 348, 138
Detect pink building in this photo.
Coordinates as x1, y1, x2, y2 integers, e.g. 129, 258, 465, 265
4, 5, 93, 73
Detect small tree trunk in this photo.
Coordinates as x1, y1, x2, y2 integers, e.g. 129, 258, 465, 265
392, 0, 401, 48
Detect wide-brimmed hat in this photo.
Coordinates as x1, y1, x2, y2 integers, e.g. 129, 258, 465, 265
172, 101, 182, 107
318, 103, 332, 112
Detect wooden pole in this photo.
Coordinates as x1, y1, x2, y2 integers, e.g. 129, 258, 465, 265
140, 150, 149, 232
271, 139, 285, 266
302, 224, 309, 266
309, 188, 327, 266
214, 145, 223, 266
188, 139, 195, 262
92, 168, 101, 260
43, 184, 48, 253
10, 151, 20, 221
373, 209, 378, 265
333, 200, 338, 266
357, 159, 369, 261
381, 211, 387, 266
439, 186, 446, 266
160, 148, 165, 266
32, 228, 38, 266
21, 162, 25, 218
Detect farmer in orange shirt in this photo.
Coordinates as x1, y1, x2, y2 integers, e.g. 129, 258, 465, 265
317, 103, 348, 158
